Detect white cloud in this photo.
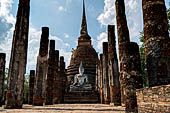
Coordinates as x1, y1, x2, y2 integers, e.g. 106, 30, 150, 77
96, 32, 107, 50
64, 33, 69, 38
0, 0, 72, 72
58, 6, 67, 12
97, 0, 143, 48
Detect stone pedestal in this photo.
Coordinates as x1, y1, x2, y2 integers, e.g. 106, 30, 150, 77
5, 0, 30, 109
28, 70, 35, 105
0, 53, 6, 106
33, 27, 49, 106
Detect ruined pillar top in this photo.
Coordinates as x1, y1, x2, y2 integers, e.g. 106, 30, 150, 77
50, 40, 55, 51
19, 0, 30, 6
115, 0, 130, 44
108, 25, 115, 31
42, 27, 49, 37
100, 54, 103, 61
39, 27, 49, 57
0, 53, 6, 58
103, 42, 108, 55
142, 0, 169, 41
30, 70, 35, 74
60, 56, 64, 63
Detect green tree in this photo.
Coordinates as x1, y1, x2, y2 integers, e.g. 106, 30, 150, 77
167, 2, 170, 32
24, 74, 29, 103
139, 32, 148, 87
2, 68, 9, 103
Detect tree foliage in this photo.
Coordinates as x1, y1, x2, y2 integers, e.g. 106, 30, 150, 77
139, 32, 147, 87
167, 2, 170, 32
24, 74, 29, 103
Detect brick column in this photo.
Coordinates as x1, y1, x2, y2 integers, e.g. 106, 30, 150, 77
33, 27, 49, 106
102, 42, 110, 104
99, 54, 104, 104
45, 40, 55, 105
60, 56, 65, 103
142, 0, 170, 87
5, 0, 30, 109
107, 25, 121, 106
28, 70, 35, 105
120, 42, 143, 113
53, 50, 60, 104
115, 0, 130, 105
0, 53, 6, 106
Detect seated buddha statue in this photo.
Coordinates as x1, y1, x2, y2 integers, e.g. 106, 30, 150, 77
70, 62, 92, 92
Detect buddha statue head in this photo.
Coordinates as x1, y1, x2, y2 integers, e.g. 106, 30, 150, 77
79, 62, 84, 75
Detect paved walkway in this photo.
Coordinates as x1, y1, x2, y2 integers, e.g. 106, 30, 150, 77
0, 104, 125, 113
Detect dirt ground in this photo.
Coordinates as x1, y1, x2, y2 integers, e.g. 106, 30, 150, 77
0, 104, 125, 113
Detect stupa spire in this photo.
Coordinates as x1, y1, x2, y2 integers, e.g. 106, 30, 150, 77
80, 0, 88, 36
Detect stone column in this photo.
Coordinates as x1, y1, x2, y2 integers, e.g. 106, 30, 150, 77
28, 70, 35, 105
107, 25, 121, 106
97, 62, 100, 92
115, 0, 130, 105
5, 0, 30, 109
102, 42, 110, 104
142, 0, 170, 87
60, 56, 65, 103
33, 27, 49, 106
95, 64, 98, 91
45, 40, 55, 105
53, 50, 60, 104
99, 54, 104, 104
120, 42, 143, 113
0, 53, 6, 106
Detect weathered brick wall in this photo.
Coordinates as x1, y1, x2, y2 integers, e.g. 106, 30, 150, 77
136, 84, 170, 113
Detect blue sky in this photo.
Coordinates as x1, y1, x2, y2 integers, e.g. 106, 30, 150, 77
0, 0, 169, 73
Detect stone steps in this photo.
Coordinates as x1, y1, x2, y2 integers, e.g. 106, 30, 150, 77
64, 92, 99, 103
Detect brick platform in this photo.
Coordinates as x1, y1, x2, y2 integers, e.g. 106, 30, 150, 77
0, 104, 125, 113
64, 92, 99, 103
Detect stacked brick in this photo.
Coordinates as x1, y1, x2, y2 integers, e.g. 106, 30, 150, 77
0, 53, 6, 106
33, 27, 49, 106
5, 0, 30, 109
142, 0, 170, 87
136, 84, 170, 113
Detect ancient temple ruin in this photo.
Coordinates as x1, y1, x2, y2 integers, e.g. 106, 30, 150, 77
1, 0, 170, 113
64, 0, 99, 103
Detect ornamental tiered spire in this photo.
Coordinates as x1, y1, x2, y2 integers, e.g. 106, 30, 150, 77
80, 0, 88, 36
